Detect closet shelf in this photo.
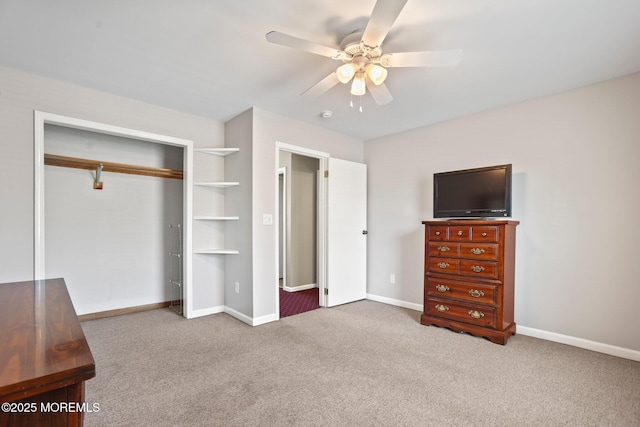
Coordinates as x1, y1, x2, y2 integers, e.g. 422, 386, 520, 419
193, 216, 240, 221
194, 182, 239, 188
194, 148, 239, 156
194, 249, 240, 255
44, 153, 183, 180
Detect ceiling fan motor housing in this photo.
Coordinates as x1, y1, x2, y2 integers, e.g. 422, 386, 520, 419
340, 31, 382, 67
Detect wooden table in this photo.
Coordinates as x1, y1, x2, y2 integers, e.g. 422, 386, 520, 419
0, 278, 95, 427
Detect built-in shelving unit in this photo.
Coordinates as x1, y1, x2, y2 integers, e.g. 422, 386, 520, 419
193, 147, 239, 256
193, 249, 240, 255
194, 147, 240, 156
194, 181, 239, 188
193, 216, 240, 221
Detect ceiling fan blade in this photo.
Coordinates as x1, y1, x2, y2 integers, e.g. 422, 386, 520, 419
366, 80, 393, 105
380, 49, 464, 67
361, 0, 409, 47
301, 72, 340, 99
266, 31, 344, 59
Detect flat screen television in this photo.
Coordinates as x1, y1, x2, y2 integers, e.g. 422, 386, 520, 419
433, 164, 512, 218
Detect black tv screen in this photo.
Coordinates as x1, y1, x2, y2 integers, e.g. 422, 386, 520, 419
433, 164, 512, 218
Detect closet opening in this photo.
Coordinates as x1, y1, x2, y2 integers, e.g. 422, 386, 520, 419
34, 112, 194, 318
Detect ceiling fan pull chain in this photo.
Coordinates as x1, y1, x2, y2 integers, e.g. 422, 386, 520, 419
359, 96, 363, 113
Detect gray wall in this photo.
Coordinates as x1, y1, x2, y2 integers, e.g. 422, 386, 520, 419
224, 109, 254, 318
365, 72, 640, 352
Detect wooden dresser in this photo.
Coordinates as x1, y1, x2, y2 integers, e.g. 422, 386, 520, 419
421, 220, 519, 345
0, 278, 95, 426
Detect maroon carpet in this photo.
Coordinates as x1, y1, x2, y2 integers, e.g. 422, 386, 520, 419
279, 287, 320, 318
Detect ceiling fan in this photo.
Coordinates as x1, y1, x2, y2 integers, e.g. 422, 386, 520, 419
265, 0, 463, 107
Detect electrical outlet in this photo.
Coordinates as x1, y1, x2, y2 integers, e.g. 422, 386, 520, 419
390, 274, 396, 284
234, 282, 240, 293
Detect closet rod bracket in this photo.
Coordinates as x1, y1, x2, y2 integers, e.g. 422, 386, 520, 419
94, 164, 103, 190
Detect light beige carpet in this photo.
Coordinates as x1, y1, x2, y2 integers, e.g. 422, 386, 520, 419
81, 300, 640, 426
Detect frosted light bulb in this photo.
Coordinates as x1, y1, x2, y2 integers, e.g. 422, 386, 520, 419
350, 74, 366, 96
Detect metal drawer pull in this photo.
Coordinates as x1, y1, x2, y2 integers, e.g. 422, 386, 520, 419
469, 289, 484, 298
470, 265, 485, 273
437, 262, 450, 269
468, 310, 484, 319
437, 245, 450, 252
435, 284, 450, 292
435, 304, 449, 312
457, 231, 463, 236
470, 248, 485, 255
481, 232, 487, 237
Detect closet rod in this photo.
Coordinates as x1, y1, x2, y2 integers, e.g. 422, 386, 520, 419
44, 153, 183, 180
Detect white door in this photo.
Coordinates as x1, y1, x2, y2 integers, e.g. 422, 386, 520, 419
326, 158, 367, 307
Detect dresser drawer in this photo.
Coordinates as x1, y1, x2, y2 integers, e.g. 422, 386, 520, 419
428, 225, 448, 241
426, 277, 497, 305
459, 243, 499, 260
427, 257, 460, 275
426, 298, 497, 328
471, 226, 499, 243
460, 259, 498, 279
449, 226, 471, 241
427, 242, 460, 258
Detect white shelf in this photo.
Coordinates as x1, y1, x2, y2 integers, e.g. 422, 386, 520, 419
194, 148, 239, 156
194, 216, 239, 221
194, 249, 240, 255
194, 182, 239, 188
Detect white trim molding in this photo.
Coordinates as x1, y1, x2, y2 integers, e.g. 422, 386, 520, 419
188, 305, 225, 319
223, 306, 277, 326
367, 293, 423, 312
283, 283, 317, 292
517, 326, 640, 362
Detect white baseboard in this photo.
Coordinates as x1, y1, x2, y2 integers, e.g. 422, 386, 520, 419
186, 305, 225, 319
186, 304, 277, 327
283, 283, 317, 292
366, 293, 422, 312
366, 294, 640, 362
223, 306, 253, 325
252, 313, 277, 326
222, 306, 276, 326
516, 326, 640, 362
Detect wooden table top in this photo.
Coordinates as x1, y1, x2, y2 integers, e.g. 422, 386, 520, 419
0, 278, 95, 402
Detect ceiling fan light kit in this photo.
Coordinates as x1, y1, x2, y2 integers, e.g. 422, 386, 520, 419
265, 0, 463, 107
366, 64, 387, 85
350, 73, 367, 96
336, 63, 356, 84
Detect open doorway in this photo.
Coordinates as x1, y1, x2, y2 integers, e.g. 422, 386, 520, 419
278, 152, 320, 317
275, 143, 328, 319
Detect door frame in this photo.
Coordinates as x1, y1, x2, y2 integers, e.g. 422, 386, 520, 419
33, 111, 195, 317
278, 166, 287, 291
274, 142, 328, 319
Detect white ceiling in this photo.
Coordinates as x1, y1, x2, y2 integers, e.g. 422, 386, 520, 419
1, 0, 639, 140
